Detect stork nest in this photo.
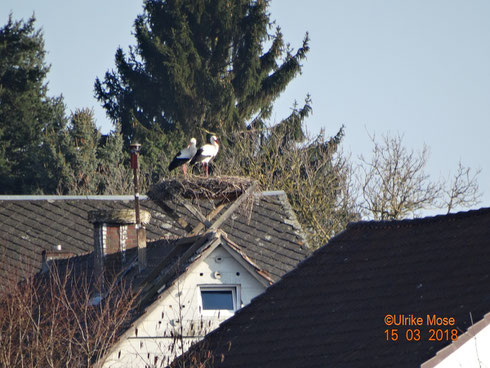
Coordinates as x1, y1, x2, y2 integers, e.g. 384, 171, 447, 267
147, 176, 257, 202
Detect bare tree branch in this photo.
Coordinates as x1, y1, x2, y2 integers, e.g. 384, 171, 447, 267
0, 262, 137, 367
357, 133, 482, 220
442, 161, 481, 213
358, 133, 440, 220
217, 124, 359, 248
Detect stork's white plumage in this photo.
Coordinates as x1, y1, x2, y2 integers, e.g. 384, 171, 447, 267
168, 138, 197, 176
190, 135, 219, 177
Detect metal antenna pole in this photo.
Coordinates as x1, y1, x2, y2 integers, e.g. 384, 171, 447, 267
130, 142, 146, 271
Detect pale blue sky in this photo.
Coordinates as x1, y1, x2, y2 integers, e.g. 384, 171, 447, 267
2, 1, 489, 209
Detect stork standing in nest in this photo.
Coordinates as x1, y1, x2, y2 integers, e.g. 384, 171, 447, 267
190, 135, 219, 177
168, 138, 197, 176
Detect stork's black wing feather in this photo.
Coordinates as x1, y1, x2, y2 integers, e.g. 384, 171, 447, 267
168, 150, 186, 171
189, 148, 205, 165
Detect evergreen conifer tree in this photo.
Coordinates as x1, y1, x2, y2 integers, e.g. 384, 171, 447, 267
96, 123, 134, 194
0, 15, 67, 193
58, 108, 100, 194
95, 0, 309, 171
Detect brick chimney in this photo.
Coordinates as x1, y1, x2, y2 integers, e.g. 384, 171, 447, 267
88, 209, 151, 277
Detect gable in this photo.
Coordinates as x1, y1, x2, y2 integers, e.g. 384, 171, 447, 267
144, 244, 267, 326
102, 244, 266, 367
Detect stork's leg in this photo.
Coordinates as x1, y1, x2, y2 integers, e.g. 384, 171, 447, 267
206, 162, 209, 177
183, 164, 187, 177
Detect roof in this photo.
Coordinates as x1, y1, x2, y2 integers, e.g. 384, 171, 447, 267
0, 191, 309, 289
51, 229, 273, 311
0, 196, 165, 287
179, 207, 490, 368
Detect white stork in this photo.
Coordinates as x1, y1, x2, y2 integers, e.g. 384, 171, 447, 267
190, 135, 219, 177
168, 138, 197, 176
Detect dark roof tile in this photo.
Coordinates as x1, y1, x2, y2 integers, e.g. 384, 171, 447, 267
181, 207, 490, 368
0, 193, 310, 289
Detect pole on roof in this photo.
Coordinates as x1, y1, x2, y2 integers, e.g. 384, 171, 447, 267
130, 142, 147, 272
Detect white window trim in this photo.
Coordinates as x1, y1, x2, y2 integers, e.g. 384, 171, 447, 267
198, 284, 241, 317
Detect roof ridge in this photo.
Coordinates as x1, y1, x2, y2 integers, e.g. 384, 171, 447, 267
0, 191, 285, 201
255, 190, 286, 196
347, 206, 490, 230
0, 195, 148, 201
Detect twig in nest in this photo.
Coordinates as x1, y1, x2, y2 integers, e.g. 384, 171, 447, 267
148, 176, 257, 202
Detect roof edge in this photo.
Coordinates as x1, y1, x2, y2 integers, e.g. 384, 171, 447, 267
220, 232, 274, 287
255, 190, 286, 197
0, 191, 286, 201
347, 206, 490, 231
272, 191, 309, 248
0, 195, 148, 201
421, 312, 490, 368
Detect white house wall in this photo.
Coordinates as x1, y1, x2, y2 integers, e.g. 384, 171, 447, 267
422, 320, 490, 368
103, 245, 266, 368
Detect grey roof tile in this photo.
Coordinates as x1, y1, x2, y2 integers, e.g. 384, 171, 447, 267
0, 193, 310, 289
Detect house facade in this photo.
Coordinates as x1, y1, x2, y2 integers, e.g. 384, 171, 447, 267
103, 234, 271, 367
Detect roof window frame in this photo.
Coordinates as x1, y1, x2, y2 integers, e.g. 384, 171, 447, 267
198, 284, 241, 317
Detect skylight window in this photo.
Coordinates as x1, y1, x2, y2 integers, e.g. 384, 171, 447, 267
199, 286, 239, 313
